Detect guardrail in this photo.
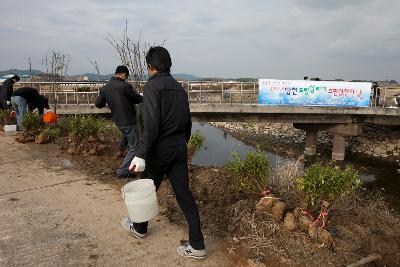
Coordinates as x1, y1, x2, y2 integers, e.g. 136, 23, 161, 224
16, 81, 400, 108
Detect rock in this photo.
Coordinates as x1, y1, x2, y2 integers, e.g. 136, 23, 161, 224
67, 148, 75, 154
256, 195, 277, 213
374, 147, 386, 155
298, 215, 313, 231
35, 133, 50, 144
309, 225, 317, 239
271, 201, 286, 222
356, 137, 370, 144
309, 226, 334, 248
316, 229, 334, 248
247, 259, 266, 267
88, 148, 97, 156
283, 212, 297, 231
25, 136, 35, 143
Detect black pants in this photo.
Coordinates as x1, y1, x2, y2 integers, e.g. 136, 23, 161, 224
134, 144, 205, 250
0, 97, 7, 111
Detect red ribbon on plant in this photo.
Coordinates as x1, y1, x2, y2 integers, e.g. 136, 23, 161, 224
260, 186, 271, 197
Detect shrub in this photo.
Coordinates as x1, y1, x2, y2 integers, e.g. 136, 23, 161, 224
41, 126, 60, 141
98, 121, 123, 142
296, 162, 361, 208
187, 130, 206, 164
66, 115, 104, 139
0, 110, 15, 126
225, 146, 271, 193
22, 112, 42, 130
188, 130, 206, 152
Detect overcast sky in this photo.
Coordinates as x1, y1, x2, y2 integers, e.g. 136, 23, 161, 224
0, 0, 399, 80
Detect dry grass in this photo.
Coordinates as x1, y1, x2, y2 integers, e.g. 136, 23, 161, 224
270, 156, 304, 209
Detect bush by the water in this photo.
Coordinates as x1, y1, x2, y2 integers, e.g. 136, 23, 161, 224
22, 112, 42, 130
188, 130, 205, 152
225, 146, 271, 193
187, 130, 206, 164
296, 162, 361, 208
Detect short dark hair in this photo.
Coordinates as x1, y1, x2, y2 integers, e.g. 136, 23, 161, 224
145, 47, 172, 72
12, 75, 20, 81
115, 65, 129, 76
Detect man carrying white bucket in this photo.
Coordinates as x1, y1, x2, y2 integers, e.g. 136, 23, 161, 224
122, 46, 206, 259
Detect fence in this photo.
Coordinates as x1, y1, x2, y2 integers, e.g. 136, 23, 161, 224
15, 81, 400, 108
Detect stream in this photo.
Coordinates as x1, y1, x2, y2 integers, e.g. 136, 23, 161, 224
192, 122, 400, 209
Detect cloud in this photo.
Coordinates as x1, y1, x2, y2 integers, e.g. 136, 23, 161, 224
0, 0, 399, 80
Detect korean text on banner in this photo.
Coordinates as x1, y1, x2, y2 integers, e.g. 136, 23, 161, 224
258, 79, 371, 107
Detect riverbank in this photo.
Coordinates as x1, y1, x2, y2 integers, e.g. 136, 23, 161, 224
53, 130, 400, 266
5, 118, 400, 266
210, 122, 400, 161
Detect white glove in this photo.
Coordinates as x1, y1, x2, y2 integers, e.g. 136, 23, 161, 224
6, 101, 10, 106
129, 156, 145, 172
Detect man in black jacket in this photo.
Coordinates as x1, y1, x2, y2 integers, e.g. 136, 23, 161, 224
122, 47, 206, 259
11, 87, 49, 130
95, 66, 143, 178
0, 75, 20, 110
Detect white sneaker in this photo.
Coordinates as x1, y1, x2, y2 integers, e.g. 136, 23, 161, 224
177, 242, 206, 259
121, 217, 147, 238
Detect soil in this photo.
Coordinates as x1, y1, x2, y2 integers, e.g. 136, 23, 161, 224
0, 134, 233, 266
159, 165, 400, 266
5, 130, 400, 266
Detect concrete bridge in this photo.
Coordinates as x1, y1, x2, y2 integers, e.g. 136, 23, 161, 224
17, 81, 400, 161
55, 102, 400, 161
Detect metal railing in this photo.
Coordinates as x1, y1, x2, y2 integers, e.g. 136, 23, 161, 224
16, 81, 400, 109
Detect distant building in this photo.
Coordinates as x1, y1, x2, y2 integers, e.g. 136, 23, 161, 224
76, 76, 89, 81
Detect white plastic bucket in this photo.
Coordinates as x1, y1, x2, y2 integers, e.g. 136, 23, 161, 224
122, 179, 159, 223
4, 125, 17, 135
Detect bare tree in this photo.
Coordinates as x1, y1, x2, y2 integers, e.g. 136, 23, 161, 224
105, 20, 165, 88
105, 21, 165, 133
42, 50, 70, 113
88, 57, 101, 81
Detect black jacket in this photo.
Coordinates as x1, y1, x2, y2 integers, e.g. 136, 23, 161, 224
136, 71, 192, 159
13, 87, 49, 115
0, 78, 15, 101
95, 77, 143, 126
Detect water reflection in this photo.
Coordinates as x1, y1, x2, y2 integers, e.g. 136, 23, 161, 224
192, 122, 288, 168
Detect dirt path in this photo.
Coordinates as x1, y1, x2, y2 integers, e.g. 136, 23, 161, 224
0, 135, 233, 266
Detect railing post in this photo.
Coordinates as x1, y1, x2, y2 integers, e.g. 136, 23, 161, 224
240, 82, 243, 104
188, 82, 191, 102
383, 87, 387, 108
200, 82, 202, 103
221, 83, 224, 103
